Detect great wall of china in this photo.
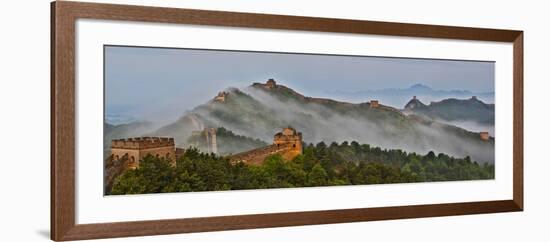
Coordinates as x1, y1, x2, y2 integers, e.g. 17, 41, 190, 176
229, 127, 303, 165
104, 79, 492, 193
104, 137, 183, 193
105, 126, 304, 193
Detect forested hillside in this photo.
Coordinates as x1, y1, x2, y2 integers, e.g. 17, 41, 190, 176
153, 80, 494, 164
187, 127, 268, 155
110, 141, 494, 195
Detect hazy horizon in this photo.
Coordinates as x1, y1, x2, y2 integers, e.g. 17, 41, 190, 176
105, 45, 495, 125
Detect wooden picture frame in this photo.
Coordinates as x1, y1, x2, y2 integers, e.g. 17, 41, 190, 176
51, 1, 523, 241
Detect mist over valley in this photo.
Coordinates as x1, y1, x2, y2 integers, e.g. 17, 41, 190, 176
105, 80, 495, 165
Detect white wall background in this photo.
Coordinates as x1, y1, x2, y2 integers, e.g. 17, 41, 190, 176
0, 0, 547, 241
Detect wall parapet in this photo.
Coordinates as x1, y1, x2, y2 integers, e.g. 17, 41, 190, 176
229, 127, 303, 165
111, 137, 175, 149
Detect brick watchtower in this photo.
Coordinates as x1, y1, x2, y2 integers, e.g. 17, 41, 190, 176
273, 127, 303, 161
265, 78, 277, 89
369, 100, 379, 108
479, 132, 490, 141
214, 91, 228, 102
229, 127, 303, 165
110, 137, 176, 168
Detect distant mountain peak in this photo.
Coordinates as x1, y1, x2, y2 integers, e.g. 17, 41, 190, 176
404, 95, 495, 127
252, 78, 293, 94
252, 78, 278, 89
410, 83, 432, 90
404, 96, 427, 109
151, 79, 494, 164
251, 78, 309, 100
211, 87, 242, 103
425, 96, 491, 107
251, 78, 368, 107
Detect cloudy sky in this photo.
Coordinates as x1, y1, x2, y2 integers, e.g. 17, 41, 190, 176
105, 45, 494, 125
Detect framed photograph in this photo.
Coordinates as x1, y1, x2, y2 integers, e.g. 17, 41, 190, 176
51, 1, 523, 241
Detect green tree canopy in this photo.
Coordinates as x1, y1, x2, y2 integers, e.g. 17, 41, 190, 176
110, 142, 494, 195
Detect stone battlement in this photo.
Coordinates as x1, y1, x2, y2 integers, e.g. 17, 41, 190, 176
479, 132, 490, 141
274, 127, 302, 141
214, 91, 228, 102
370, 100, 379, 108
111, 137, 175, 149
252, 78, 277, 89
106, 136, 178, 193
229, 127, 303, 165
229, 143, 294, 165
266, 78, 276, 88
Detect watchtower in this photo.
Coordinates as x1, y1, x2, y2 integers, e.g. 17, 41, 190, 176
479, 132, 490, 141
266, 78, 277, 89
110, 137, 176, 168
190, 128, 218, 155
370, 100, 380, 108
214, 91, 227, 102
273, 127, 302, 160
229, 127, 303, 165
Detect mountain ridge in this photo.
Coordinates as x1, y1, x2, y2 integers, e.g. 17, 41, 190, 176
329, 83, 494, 108
151, 79, 494, 164
403, 95, 495, 125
